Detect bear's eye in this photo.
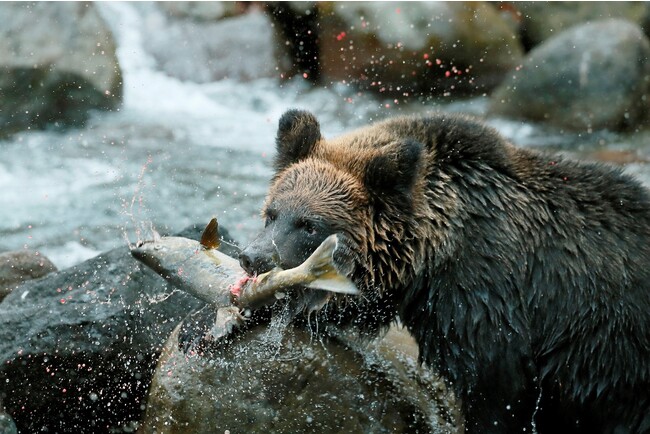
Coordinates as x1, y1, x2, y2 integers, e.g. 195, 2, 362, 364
297, 219, 318, 236
265, 210, 277, 227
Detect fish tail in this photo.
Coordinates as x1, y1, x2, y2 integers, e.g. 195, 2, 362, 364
304, 234, 359, 295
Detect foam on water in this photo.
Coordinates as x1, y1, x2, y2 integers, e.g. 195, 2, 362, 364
40, 241, 103, 271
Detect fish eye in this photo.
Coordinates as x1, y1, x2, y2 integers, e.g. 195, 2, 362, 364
136, 240, 144, 248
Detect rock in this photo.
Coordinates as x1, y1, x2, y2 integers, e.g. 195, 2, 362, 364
0, 401, 17, 434
515, 2, 648, 50
317, 1, 524, 97
0, 2, 122, 136
142, 4, 291, 83
0, 250, 57, 302
0, 223, 235, 433
266, 2, 321, 81
489, 19, 650, 132
160, 1, 241, 21
139, 322, 461, 434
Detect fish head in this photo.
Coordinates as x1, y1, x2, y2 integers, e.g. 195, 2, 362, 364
130, 236, 197, 275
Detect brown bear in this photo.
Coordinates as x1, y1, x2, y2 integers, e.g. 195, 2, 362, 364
239, 110, 650, 434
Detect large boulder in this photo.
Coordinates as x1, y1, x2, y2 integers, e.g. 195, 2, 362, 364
0, 2, 122, 136
489, 19, 650, 132
0, 250, 57, 302
0, 222, 234, 432
139, 323, 461, 434
142, 3, 291, 83
317, 1, 524, 97
515, 2, 648, 50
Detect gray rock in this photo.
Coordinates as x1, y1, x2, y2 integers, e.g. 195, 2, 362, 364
142, 5, 291, 83
0, 2, 122, 136
0, 238, 210, 432
139, 323, 461, 434
489, 19, 650, 132
516, 2, 648, 49
318, 1, 524, 96
0, 250, 57, 302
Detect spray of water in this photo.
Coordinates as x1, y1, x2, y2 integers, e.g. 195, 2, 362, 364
120, 154, 157, 250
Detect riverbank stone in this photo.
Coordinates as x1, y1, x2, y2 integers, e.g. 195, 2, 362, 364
515, 2, 648, 50
489, 19, 650, 132
317, 1, 523, 97
0, 2, 122, 136
0, 250, 57, 302
142, 4, 291, 83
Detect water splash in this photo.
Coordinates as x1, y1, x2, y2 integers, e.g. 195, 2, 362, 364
120, 154, 155, 249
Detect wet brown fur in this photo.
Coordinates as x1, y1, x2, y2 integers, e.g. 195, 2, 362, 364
249, 110, 650, 434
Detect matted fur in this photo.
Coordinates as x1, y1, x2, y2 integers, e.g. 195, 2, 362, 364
243, 110, 650, 434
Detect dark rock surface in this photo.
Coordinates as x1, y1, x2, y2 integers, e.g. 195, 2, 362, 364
139, 323, 461, 434
0, 222, 234, 433
0, 250, 57, 302
490, 19, 650, 132
0, 2, 122, 136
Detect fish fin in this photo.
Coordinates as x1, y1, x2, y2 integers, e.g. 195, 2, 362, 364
200, 218, 221, 250
303, 234, 359, 295
304, 234, 338, 276
306, 275, 359, 295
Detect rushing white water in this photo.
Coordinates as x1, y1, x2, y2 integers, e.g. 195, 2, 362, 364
1, 2, 648, 269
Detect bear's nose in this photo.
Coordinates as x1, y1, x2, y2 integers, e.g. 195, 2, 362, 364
239, 249, 274, 276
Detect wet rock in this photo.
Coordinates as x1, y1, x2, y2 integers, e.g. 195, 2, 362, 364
0, 250, 57, 302
0, 222, 235, 433
515, 2, 648, 50
0, 246, 201, 433
317, 1, 523, 97
0, 2, 122, 136
139, 323, 461, 434
142, 4, 291, 83
489, 19, 650, 132
0, 401, 17, 434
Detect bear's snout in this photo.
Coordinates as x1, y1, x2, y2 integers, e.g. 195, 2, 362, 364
239, 248, 274, 276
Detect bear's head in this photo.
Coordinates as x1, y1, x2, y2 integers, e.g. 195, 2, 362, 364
239, 109, 425, 323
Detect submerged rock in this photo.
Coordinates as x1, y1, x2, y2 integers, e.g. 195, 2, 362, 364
489, 19, 650, 132
139, 322, 461, 434
0, 2, 122, 136
0, 250, 57, 302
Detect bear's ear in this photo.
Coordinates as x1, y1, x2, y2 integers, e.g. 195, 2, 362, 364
364, 139, 423, 202
274, 109, 321, 172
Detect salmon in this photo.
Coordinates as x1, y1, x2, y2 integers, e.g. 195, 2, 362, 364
130, 218, 358, 311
